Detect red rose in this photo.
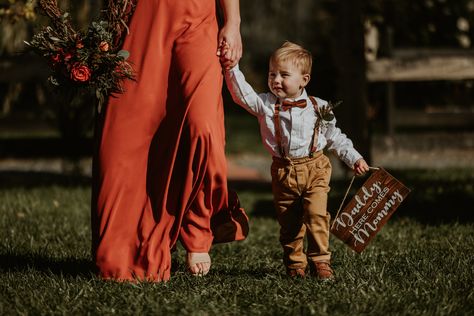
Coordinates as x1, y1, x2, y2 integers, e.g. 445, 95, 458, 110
99, 41, 109, 52
70, 63, 91, 82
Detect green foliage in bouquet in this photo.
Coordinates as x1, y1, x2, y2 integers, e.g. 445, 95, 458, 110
25, 0, 137, 112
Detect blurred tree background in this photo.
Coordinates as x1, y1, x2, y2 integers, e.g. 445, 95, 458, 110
0, 0, 473, 162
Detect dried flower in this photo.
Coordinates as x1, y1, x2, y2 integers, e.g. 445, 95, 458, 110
316, 100, 342, 128
63, 52, 73, 62
99, 41, 109, 52
50, 53, 61, 64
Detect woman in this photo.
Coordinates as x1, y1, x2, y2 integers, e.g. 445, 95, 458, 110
91, 0, 248, 281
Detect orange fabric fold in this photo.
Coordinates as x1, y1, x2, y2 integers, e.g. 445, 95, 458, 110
91, 0, 249, 282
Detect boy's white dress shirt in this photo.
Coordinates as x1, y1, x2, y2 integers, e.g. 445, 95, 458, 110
225, 65, 362, 168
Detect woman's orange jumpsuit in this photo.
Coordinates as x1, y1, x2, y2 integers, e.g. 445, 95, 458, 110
91, 0, 248, 281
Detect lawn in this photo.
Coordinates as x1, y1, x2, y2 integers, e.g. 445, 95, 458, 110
1, 169, 473, 315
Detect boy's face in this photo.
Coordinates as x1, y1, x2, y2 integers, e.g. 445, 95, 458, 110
268, 60, 310, 99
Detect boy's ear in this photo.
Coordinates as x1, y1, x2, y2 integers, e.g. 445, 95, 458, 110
301, 73, 311, 87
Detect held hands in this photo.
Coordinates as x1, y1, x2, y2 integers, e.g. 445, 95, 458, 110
217, 23, 242, 70
353, 158, 370, 176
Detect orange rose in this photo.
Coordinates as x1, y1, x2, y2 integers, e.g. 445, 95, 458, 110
76, 42, 84, 49
99, 41, 109, 52
70, 63, 91, 82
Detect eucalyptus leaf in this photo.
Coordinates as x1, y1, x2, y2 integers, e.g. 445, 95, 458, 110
117, 50, 130, 60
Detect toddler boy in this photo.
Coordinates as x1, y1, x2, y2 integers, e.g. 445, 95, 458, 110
221, 41, 369, 279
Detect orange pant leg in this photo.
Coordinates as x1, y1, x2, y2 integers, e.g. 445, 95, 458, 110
170, 8, 229, 252
92, 0, 188, 281
91, 0, 246, 281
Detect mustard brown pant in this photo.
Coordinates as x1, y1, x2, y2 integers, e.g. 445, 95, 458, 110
271, 151, 332, 271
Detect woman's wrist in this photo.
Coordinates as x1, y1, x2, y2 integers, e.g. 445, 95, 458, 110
219, 0, 241, 27
223, 18, 241, 26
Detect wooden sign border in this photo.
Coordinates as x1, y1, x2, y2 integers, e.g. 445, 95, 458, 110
330, 168, 411, 253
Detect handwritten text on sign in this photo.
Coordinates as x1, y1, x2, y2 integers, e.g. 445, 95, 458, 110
330, 168, 410, 253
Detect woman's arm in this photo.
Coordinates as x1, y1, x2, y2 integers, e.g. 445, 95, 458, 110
217, 0, 242, 69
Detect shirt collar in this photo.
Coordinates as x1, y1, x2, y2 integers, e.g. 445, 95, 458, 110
280, 89, 308, 103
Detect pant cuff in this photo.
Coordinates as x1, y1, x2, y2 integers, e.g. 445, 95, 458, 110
308, 254, 331, 263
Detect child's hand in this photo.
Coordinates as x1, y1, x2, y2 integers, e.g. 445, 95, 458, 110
353, 158, 370, 176
217, 22, 242, 70
217, 41, 233, 69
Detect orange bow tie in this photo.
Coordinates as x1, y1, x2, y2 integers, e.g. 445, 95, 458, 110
281, 99, 307, 111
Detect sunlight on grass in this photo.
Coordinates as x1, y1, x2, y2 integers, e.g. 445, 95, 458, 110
1, 183, 473, 315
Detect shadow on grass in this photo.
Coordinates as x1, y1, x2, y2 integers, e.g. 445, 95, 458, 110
171, 260, 278, 279
212, 267, 279, 279
0, 253, 95, 277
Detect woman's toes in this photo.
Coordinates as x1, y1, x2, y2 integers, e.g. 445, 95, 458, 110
187, 252, 211, 276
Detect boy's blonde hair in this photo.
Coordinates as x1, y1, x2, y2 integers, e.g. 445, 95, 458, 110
270, 41, 312, 75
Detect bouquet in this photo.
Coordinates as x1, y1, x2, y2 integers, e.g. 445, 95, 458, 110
25, 0, 137, 112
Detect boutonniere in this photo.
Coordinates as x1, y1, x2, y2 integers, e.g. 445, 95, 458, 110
316, 100, 342, 128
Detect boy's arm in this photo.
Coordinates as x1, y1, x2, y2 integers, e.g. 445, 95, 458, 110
323, 115, 364, 169
224, 65, 266, 115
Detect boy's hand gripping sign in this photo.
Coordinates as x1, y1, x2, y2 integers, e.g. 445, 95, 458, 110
330, 168, 411, 253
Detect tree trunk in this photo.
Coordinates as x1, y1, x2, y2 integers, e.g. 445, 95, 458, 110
332, 0, 371, 163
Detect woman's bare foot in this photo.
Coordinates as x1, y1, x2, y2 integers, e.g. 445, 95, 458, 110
186, 252, 211, 276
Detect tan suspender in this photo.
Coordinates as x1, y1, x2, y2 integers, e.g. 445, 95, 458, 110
308, 96, 320, 158
273, 101, 286, 157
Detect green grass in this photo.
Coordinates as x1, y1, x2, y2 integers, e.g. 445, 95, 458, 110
1, 172, 474, 315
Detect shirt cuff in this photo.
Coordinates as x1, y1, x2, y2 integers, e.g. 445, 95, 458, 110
345, 151, 363, 168
226, 64, 240, 73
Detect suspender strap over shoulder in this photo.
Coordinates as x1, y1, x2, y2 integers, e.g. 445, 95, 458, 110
308, 96, 320, 157
273, 102, 286, 158
274, 96, 321, 159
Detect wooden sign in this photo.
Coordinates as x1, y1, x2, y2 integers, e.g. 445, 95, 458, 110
330, 168, 411, 253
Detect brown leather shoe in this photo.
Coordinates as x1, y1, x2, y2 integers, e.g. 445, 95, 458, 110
287, 268, 306, 278
310, 261, 334, 280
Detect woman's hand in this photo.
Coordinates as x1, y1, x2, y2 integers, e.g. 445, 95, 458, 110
217, 22, 242, 70
354, 158, 370, 176
217, 0, 242, 70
